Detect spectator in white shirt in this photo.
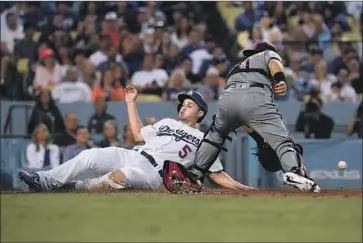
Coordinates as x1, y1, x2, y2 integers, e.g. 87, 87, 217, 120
25, 123, 60, 169
52, 66, 92, 103
89, 34, 122, 67
310, 60, 337, 101
336, 67, 357, 103
1, 12, 24, 84
189, 35, 216, 75
131, 54, 168, 89
34, 48, 63, 91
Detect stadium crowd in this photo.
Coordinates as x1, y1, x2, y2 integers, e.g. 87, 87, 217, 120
0, 2, 362, 169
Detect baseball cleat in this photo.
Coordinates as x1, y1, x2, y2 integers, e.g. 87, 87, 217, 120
283, 172, 321, 193
18, 171, 43, 192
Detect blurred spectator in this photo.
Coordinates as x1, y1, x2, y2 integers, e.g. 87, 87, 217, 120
63, 125, 93, 162
235, 1, 262, 32
325, 82, 342, 102
13, 22, 37, 64
1, 12, 24, 84
171, 16, 191, 49
346, 101, 363, 138
311, 13, 332, 51
180, 28, 202, 58
102, 12, 121, 48
0, 2, 27, 29
163, 58, 192, 101
97, 120, 122, 148
27, 89, 64, 136
309, 61, 337, 101
142, 28, 161, 55
131, 54, 168, 92
120, 35, 143, 76
34, 48, 63, 91
119, 123, 136, 149
196, 67, 222, 101
346, 57, 362, 95
25, 123, 60, 169
80, 61, 98, 88
244, 25, 264, 49
329, 46, 357, 74
164, 44, 180, 74
53, 112, 78, 147
92, 68, 125, 101
52, 66, 92, 103
259, 12, 272, 41
97, 45, 127, 72
190, 36, 216, 75
112, 64, 128, 88
336, 66, 357, 103
346, 2, 363, 19
268, 2, 287, 31
57, 45, 73, 77
88, 97, 115, 134
90, 34, 122, 68
295, 95, 334, 139
57, 2, 79, 31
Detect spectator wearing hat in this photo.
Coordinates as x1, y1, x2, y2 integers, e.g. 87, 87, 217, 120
34, 48, 63, 91
102, 11, 121, 48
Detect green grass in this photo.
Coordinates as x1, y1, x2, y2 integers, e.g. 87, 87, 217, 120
1, 193, 362, 242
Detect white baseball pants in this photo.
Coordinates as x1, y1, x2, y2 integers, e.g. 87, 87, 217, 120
36, 147, 163, 190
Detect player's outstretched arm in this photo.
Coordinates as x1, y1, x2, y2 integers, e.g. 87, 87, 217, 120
124, 85, 145, 143
268, 58, 287, 96
208, 171, 254, 190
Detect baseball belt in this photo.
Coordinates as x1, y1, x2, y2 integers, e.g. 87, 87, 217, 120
133, 149, 163, 178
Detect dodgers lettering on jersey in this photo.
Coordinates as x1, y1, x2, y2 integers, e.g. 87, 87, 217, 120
139, 118, 223, 172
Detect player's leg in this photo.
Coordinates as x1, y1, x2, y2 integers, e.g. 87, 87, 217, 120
19, 147, 127, 191
244, 90, 320, 192
193, 95, 242, 177
76, 160, 162, 191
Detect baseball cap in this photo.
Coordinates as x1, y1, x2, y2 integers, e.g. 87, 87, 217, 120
105, 12, 117, 21
40, 48, 55, 59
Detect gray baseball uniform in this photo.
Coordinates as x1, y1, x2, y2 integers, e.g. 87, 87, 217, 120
193, 50, 301, 175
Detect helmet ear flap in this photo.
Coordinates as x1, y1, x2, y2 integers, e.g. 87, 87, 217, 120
177, 103, 182, 113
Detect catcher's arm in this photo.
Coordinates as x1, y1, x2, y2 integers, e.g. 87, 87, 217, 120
208, 171, 254, 190
125, 85, 145, 143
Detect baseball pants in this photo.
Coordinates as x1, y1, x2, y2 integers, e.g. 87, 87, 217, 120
37, 147, 163, 190
194, 82, 300, 174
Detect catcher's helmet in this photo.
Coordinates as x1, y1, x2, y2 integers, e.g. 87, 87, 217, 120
242, 42, 277, 57
177, 91, 208, 123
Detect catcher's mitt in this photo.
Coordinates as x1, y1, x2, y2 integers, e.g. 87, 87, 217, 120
163, 160, 204, 194
252, 141, 304, 173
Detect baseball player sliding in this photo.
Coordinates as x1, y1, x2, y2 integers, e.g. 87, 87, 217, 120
169, 42, 321, 194
19, 87, 252, 192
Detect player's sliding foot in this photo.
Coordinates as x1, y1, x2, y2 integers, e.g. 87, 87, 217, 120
18, 171, 43, 192
283, 172, 321, 193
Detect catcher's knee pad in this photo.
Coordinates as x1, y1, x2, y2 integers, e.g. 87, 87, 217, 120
277, 140, 306, 174
105, 170, 127, 189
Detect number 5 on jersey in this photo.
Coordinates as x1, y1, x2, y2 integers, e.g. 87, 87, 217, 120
179, 144, 192, 159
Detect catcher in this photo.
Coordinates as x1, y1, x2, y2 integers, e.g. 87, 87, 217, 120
163, 42, 321, 194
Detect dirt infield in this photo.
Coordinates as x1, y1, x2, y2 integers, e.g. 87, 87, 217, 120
1, 187, 362, 198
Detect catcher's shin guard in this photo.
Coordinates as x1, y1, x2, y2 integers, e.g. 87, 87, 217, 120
163, 161, 203, 194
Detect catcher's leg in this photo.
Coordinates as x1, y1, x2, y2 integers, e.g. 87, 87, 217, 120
246, 92, 320, 192
193, 104, 240, 177
21, 147, 125, 191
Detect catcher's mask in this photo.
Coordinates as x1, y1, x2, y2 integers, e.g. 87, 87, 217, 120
242, 42, 277, 57
163, 160, 203, 194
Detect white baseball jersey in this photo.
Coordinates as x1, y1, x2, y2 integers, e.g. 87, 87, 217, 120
138, 118, 223, 173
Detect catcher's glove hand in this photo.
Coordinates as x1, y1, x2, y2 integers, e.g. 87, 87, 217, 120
163, 160, 204, 194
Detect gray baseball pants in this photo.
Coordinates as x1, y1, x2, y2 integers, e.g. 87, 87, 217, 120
194, 81, 300, 175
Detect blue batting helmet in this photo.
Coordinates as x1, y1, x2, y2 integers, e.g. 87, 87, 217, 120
177, 91, 208, 123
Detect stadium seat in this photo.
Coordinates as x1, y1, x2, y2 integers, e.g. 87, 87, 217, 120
136, 95, 162, 102
70, 31, 78, 40
237, 31, 249, 48
217, 2, 242, 29
16, 59, 29, 75
288, 16, 299, 27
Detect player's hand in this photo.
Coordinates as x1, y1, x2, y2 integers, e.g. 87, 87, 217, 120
124, 85, 138, 103
274, 81, 287, 96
